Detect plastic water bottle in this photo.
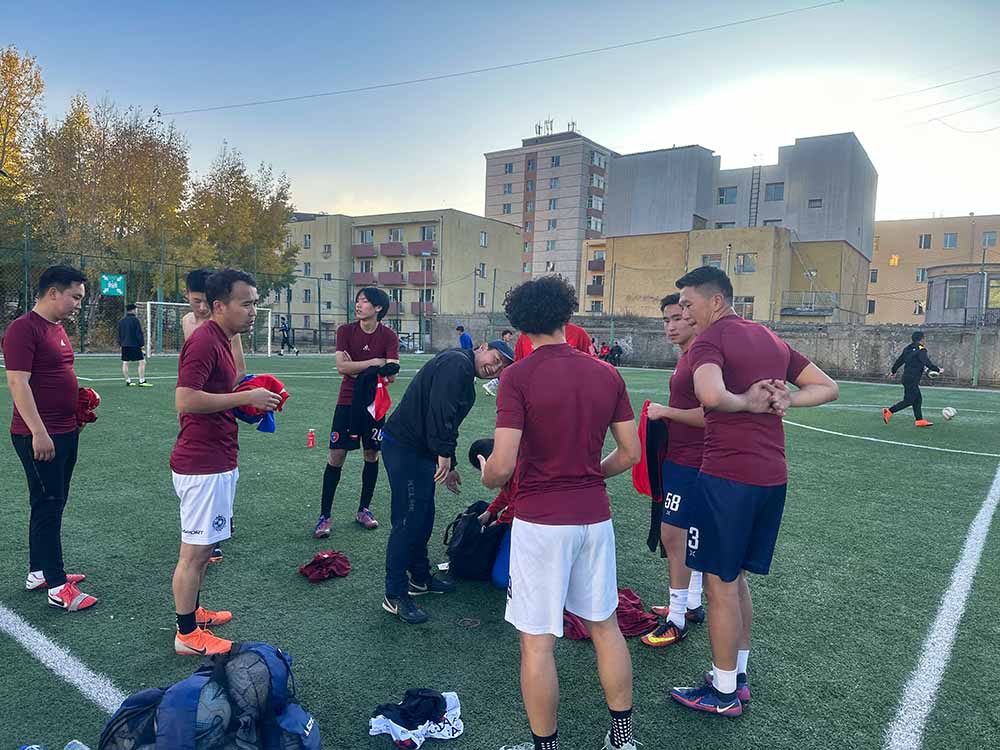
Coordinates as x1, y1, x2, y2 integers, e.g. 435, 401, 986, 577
64, 743, 91, 750
307, 428, 315, 448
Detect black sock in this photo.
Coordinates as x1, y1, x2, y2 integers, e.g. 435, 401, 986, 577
358, 460, 379, 513
321, 464, 342, 517
195, 591, 200, 609
176, 610, 197, 635
532, 730, 558, 750
609, 707, 633, 748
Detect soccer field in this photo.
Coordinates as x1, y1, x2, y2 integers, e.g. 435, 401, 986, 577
1, 354, 999, 749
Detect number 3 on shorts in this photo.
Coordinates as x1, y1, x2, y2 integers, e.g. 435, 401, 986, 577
687, 526, 700, 551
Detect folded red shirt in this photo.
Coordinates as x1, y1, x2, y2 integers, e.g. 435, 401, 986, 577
563, 588, 658, 640
76, 387, 101, 427
234, 374, 289, 417
299, 550, 352, 582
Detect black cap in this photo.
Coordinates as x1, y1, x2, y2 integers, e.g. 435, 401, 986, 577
488, 339, 515, 362
469, 438, 494, 469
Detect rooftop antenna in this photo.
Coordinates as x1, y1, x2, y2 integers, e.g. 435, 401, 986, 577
535, 121, 543, 135
544, 118, 554, 135
567, 119, 577, 133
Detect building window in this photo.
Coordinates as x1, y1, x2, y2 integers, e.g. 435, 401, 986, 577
303, 262, 312, 276
303, 288, 312, 303
989, 278, 1000, 308
504, 162, 514, 174
808, 198, 823, 209
913, 300, 925, 315
588, 216, 604, 232
523, 261, 530, 273
870, 269, 878, 283
889, 254, 900, 266
590, 300, 603, 312
591, 174, 606, 190
420, 257, 436, 272
545, 218, 556, 230
943, 232, 957, 249
545, 240, 557, 251
503, 183, 512, 194
525, 200, 534, 213
359, 260, 374, 273
945, 279, 968, 309
324, 301, 332, 310
420, 225, 436, 241
588, 195, 604, 211
389, 288, 403, 303
594, 250, 606, 260
389, 227, 404, 242
764, 183, 784, 202
985, 231, 998, 248
526, 158, 535, 171
715, 222, 735, 229
549, 177, 560, 189
735, 253, 757, 274
478, 291, 486, 307
358, 228, 373, 244
915, 268, 927, 282
389, 259, 404, 273
718, 187, 737, 205
918, 233, 931, 249
477, 262, 486, 278
702, 254, 722, 269
548, 198, 558, 210
763, 219, 782, 226
480, 231, 489, 248
322, 243, 332, 257
419, 288, 435, 303
550, 155, 560, 167
734, 296, 755, 319
324, 272, 333, 280
545, 261, 556, 272
303, 234, 311, 249
867, 299, 876, 315
502, 203, 512, 215
526, 179, 534, 192
523, 241, 531, 253
591, 151, 607, 168
525, 221, 533, 233
591, 275, 604, 286
303, 314, 310, 328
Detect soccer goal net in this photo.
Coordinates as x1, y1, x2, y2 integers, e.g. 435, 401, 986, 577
145, 301, 273, 356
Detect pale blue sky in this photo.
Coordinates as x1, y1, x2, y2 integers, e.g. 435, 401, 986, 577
8, 0, 1000, 220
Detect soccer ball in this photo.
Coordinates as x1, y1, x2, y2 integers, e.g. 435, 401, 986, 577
928, 369, 941, 379
195, 679, 232, 749
942, 407, 957, 420
225, 650, 272, 720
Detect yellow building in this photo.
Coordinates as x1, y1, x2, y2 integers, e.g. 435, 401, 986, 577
868, 214, 1000, 324
579, 227, 869, 323
281, 210, 523, 347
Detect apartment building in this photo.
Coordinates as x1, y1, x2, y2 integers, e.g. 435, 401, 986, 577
281, 209, 522, 344
580, 226, 869, 324
868, 214, 1000, 324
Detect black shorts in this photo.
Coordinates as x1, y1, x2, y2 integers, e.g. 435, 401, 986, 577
329, 403, 383, 452
121, 346, 145, 361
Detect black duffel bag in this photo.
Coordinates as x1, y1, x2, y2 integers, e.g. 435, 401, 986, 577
443, 500, 506, 580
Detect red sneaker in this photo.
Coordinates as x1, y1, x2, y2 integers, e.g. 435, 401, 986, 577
47, 582, 97, 611
25, 572, 86, 591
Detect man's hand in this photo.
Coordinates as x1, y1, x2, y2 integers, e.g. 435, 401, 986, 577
647, 402, 670, 421
745, 380, 778, 414
763, 380, 792, 416
33, 431, 55, 462
888, 371, 896, 379
246, 388, 282, 412
444, 470, 462, 495
478, 509, 494, 526
434, 455, 452, 483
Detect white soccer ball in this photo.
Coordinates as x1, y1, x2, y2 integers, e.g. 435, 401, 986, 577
942, 407, 957, 420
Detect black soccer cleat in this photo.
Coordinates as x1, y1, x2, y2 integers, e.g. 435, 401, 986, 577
408, 574, 456, 596
383, 594, 429, 624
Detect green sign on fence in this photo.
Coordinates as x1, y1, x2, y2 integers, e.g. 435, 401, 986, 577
100, 273, 126, 296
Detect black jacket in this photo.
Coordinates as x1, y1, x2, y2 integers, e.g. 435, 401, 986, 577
892, 343, 939, 382
117, 314, 144, 348
384, 349, 476, 462
349, 362, 400, 437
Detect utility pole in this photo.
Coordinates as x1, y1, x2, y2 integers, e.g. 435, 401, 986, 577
971, 235, 988, 387
608, 262, 617, 344
156, 232, 165, 353
490, 267, 498, 340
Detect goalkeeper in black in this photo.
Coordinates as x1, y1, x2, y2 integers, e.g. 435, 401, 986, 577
883, 331, 941, 427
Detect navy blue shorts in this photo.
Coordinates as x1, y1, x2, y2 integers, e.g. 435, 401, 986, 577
684, 472, 787, 583
660, 460, 700, 530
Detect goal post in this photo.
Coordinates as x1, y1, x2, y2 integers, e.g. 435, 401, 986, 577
145, 301, 273, 357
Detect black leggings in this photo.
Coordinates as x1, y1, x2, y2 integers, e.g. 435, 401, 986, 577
11, 431, 79, 588
889, 380, 923, 420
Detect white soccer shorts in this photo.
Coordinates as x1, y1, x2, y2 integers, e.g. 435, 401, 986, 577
505, 517, 619, 637
173, 468, 238, 546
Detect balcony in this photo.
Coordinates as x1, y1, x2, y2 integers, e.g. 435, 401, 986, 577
351, 243, 377, 258
588, 259, 605, 271
378, 271, 406, 286
590, 187, 605, 198
780, 291, 837, 317
587, 284, 605, 297
351, 271, 376, 285
380, 242, 406, 257
408, 270, 437, 285
408, 240, 437, 256
410, 302, 435, 315
585, 229, 603, 240
587, 208, 604, 219
387, 301, 402, 316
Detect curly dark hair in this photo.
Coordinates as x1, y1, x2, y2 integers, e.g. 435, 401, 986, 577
504, 275, 578, 335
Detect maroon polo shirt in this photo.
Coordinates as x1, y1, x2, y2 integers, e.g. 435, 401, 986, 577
687, 314, 811, 487
170, 321, 239, 475
335, 322, 399, 406
665, 350, 704, 469
1, 311, 78, 436
496, 343, 635, 525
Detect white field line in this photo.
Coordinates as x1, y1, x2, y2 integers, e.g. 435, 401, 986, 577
883, 462, 1000, 750
0, 602, 126, 713
782, 420, 1000, 458
821, 403, 1000, 415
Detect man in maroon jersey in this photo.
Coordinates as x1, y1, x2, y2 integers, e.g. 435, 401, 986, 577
313, 286, 399, 537
3, 265, 96, 611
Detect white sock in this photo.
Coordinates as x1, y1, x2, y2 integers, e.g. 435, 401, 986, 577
737, 649, 749, 676
667, 587, 687, 629
687, 571, 703, 608
713, 664, 738, 695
